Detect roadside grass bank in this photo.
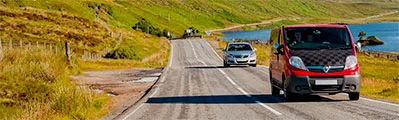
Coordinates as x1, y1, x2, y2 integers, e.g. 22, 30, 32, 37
0, 6, 171, 71
358, 54, 399, 102
212, 39, 399, 103
0, 48, 109, 119
0, 5, 171, 119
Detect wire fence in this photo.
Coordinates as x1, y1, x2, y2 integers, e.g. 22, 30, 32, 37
0, 39, 107, 62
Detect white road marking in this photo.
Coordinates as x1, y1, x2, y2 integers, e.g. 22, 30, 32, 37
122, 41, 175, 120
204, 40, 223, 60
360, 97, 399, 107
192, 40, 282, 116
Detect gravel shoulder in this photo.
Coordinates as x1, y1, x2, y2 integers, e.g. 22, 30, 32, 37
69, 68, 163, 119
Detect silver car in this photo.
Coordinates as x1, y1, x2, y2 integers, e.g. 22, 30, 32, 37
223, 42, 257, 67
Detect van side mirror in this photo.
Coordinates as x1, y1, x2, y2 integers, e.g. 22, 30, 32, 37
356, 42, 362, 52
273, 43, 283, 55
273, 43, 280, 49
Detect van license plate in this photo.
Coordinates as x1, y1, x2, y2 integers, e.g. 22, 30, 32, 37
315, 80, 337, 85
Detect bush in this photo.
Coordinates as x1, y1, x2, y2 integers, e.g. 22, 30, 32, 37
104, 47, 143, 60
132, 18, 169, 37
0, 48, 108, 119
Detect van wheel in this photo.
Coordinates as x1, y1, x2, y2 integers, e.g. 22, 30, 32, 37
283, 87, 294, 101
250, 64, 257, 67
283, 75, 295, 101
271, 86, 280, 96
349, 92, 360, 100
270, 71, 280, 96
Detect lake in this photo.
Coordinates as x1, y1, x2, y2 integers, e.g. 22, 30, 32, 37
222, 22, 399, 52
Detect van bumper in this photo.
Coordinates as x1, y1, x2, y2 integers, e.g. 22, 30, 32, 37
285, 75, 361, 95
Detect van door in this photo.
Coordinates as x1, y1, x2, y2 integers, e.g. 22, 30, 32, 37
276, 28, 285, 86
269, 28, 282, 87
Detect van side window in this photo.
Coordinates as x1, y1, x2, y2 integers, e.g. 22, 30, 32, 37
269, 28, 279, 44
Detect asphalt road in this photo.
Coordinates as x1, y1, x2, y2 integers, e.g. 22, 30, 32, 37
117, 39, 399, 120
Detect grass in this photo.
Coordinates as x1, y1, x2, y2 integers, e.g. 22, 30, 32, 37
358, 54, 399, 102
0, 48, 110, 119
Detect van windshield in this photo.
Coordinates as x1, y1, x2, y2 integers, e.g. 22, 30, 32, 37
227, 44, 252, 51
284, 27, 352, 50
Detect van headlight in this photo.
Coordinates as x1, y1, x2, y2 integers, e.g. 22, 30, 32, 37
345, 55, 357, 69
289, 56, 307, 70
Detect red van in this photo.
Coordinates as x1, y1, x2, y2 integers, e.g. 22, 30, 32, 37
269, 24, 360, 101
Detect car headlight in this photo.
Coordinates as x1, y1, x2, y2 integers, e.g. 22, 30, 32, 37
345, 55, 357, 69
250, 52, 256, 57
289, 56, 307, 70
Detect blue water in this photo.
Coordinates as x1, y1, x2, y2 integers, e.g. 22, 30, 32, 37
222, 22, 399, 52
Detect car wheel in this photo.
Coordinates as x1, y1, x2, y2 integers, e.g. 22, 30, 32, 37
349, 92, 360, 100
224, 61, 229, 67
250, 64, 257, 67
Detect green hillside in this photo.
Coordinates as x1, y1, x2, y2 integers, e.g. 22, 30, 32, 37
0, 0, 398, 119
1, 0, 396, 36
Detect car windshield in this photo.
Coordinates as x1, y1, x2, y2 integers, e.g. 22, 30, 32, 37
227, 44, 252, 51
284, 27, 352, 50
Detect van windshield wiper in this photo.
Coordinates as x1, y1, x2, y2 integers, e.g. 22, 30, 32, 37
332, 47, 352, 50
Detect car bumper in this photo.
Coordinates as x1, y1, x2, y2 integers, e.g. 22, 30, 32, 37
285, 74, 360, 94
225, 57, 256, 65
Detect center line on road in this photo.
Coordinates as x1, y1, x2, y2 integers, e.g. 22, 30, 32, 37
190, 40, 282, 116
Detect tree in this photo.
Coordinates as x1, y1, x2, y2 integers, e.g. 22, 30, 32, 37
358, 31, 366, 40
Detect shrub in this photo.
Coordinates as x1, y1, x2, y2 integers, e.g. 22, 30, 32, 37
104, 47, 144, 60
0, 48, 108, 119
132, 18, 169, 37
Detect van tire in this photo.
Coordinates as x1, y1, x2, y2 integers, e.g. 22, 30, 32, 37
250, 64, 257, 67
271, 86, 280, 96
270, 71, 280, 96
349, 92, 360, 100
284, 87, 295, 101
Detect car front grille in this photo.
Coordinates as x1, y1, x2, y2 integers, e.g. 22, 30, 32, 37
236, 61, 248, 63
234, 55, 249, 58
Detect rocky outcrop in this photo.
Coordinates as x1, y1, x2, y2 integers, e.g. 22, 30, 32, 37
357, 35, 384, 46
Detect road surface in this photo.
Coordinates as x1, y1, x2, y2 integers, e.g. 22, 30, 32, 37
117, 39, 399, 120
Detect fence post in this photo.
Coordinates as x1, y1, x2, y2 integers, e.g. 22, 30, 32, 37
55, 46, 58, 55
19, 40, 22, 48
65, 41, 71, 63
114, 33, 123, 49
0, 39, 2, 57
9, 39, 12, 49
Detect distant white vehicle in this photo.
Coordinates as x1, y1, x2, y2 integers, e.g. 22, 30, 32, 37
222, 42, 257, 67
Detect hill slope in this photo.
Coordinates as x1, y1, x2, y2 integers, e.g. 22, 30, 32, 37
1, 0, 397, 36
